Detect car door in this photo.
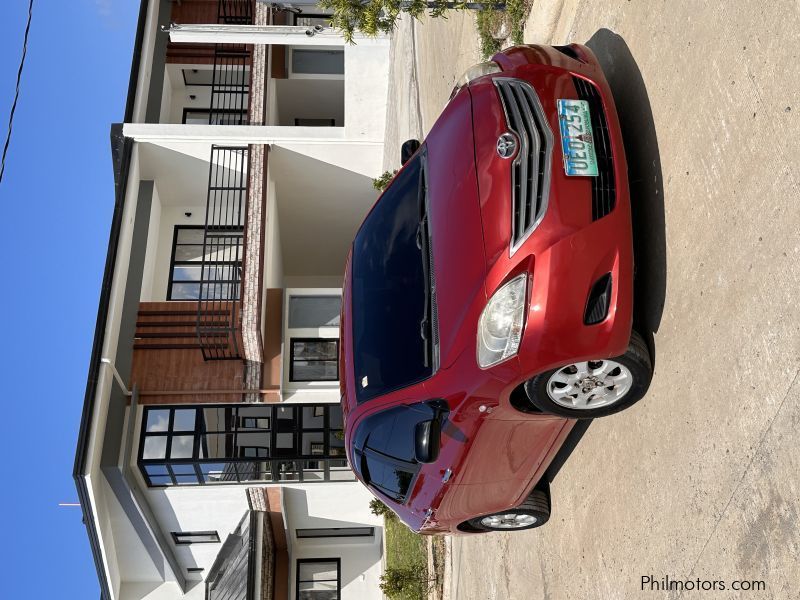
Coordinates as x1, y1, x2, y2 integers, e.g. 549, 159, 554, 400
437, 409, 568, 522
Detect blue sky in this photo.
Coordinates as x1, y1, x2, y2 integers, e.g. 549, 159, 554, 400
0, 1, 139, 597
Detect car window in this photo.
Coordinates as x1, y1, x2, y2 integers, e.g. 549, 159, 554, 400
362, 454, 415, 501
351, 154, 433, 402
355, 405, 434, 462
353, 404, 437, 503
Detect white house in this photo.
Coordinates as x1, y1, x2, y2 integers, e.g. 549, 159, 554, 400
73, 1, 391, 599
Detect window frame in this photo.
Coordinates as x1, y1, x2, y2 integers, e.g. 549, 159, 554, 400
296, 558, 341, 600
293, 118, 336, 127
166, 225, 243, 301
138, 404, 351, 487
296, 527, 374, 539
287, 47, 345, 80
171, 531, 220, 545
289, 338, 340, 383
290, 12, 333, 27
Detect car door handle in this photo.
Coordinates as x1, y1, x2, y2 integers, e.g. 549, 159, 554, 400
441, 468, 453, 483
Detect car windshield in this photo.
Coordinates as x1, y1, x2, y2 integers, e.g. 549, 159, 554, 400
351, 153, 434, 403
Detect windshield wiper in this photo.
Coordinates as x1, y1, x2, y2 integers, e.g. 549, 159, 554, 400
416, 166, 433, 368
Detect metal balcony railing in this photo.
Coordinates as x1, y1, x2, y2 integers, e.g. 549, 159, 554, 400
208, 0, 254, 125
218, 0, 254, 24
209, 45, 250, 125
197, 146, 248, 360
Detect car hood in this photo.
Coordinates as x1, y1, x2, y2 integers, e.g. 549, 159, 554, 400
425, 88, 489, 369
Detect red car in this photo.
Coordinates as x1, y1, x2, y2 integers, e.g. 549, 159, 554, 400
339, 44, 653, 534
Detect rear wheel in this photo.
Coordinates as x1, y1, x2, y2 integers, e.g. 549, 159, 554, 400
524, 330, 652, 418
464, 489, 550, 532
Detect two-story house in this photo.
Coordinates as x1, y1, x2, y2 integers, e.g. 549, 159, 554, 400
73, 1, 391, 598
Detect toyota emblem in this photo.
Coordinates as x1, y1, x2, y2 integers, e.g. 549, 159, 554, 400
497, 132, 518, 159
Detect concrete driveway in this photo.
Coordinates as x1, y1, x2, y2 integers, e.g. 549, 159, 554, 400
383, 1, 800, 598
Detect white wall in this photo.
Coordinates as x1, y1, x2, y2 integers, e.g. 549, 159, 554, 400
284, 483, 384, 600
265, 167, 283, 289
162, 64, 215, 125
292, 541, 384, 600
140, 182, 162, 301
343, 42, 390, 141
275, 78, 345, 126
148, 206, 207, 301
158, 66, 173, 124
130, 405, 252, 577
120, 581, 205, 600
145, 484, 252, 575
282, 275, 343, 288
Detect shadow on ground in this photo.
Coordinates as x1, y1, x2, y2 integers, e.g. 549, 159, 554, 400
587, 28, 668, 356
547, 30, 667, 483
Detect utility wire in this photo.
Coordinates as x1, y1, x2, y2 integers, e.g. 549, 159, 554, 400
0, 0, 34, 184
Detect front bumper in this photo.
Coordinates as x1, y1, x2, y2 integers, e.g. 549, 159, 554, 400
472, 44, 634, 383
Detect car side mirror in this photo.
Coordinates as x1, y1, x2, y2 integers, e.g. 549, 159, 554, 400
400, 139, 421, 165
414, 419, 441, 464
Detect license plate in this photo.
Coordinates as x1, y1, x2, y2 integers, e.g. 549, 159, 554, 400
557, 99, 598, 176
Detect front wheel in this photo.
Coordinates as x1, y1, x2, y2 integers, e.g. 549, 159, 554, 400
464, 489, 550, 532
524, 330, 653, 418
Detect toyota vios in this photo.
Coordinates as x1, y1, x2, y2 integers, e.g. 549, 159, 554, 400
340, 44, 653, 534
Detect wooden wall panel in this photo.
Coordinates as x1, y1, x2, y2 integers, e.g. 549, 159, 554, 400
262, 289, 283, 387
266, 488, 289, 600
170, 0, 218, 24
270, 11, 288, 79
166, 0, 218, 64
132, 302, 247, 404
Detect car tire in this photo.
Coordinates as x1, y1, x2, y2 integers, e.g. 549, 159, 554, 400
465, 489, 551, 532
524, 330, 653, 419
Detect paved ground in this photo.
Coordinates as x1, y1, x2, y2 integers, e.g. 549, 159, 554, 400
384, 1, 800, 598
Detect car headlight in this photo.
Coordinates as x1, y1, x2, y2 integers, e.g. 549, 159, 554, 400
450, 61, 502, 100
477, 275, 527, 368
458, 61, 502, 86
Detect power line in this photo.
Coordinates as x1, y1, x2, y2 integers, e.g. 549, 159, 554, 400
0, 0, 34, 184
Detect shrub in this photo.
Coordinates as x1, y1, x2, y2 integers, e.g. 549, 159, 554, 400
379, 565, 432, 599
373, 169, 398, 192
369, 498, 395, 518
319, 0, 504, 44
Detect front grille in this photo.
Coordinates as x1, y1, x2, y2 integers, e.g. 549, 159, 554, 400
494, 79, 553, 253
572, 76, 616, 220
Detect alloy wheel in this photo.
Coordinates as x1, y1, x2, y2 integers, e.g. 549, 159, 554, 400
546, 360, 633, 410
479, 513, 538, 529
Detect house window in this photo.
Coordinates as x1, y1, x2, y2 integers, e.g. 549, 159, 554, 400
291, 49, 344, 76
296, 559, 340, 600
294, 118, 336, 127
290, 339, 339, 382
167, 225, 243, 301
288, 295, 341, 328
171, 531, 220, 545
139, 404, 351, 487
296, 528, 374, 539
291, 13, 332, 28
